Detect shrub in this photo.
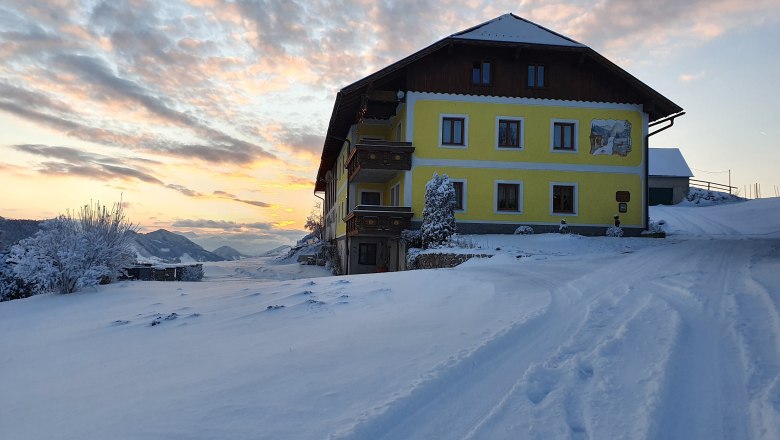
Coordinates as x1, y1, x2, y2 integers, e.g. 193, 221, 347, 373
606, 226, 624, 237
514, 225, 534, 235
420, 173, 456, 248
0, 259, 36, 302
400, 229, 423, 249
9, 200, 136, 294
180, 264, 204, 281
558, 219, 569, 234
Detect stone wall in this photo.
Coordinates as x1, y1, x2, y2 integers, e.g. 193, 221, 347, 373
409, 253, 492, 270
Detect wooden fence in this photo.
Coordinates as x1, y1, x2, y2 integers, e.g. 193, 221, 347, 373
689, 178, 737, 194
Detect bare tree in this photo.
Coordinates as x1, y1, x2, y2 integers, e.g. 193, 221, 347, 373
304, 201, 324, 240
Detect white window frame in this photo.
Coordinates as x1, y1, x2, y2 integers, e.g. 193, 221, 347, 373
450, 179, 467, 212
439, 113, 469, 149
549, 182, 579, 216
495, 116, 524, 150
494, 180, 523, 215
390, 183, 400, 207
550, 119, 579, 153
358, 190, 382, 206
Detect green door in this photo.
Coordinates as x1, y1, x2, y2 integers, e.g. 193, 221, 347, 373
649, 188, 674, 205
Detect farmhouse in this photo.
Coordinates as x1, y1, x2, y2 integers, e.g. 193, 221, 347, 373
314, 13, 683, 275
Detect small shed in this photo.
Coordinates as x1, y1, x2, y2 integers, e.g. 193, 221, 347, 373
649, 148, 693, 205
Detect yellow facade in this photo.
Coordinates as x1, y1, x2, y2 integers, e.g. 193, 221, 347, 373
412, 99, 644, 167
329, 94, 646, 236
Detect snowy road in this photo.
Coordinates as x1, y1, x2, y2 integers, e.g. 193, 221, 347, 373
334, 236, 780, 439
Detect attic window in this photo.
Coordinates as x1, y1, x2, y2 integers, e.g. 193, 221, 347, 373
472, 61, 491, 85
528, 65, 545, 88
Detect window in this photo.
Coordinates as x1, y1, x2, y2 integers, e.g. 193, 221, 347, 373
441, 116, 466, 146
552, 184, 576, 214
497, 118, 522, 148
496, 182, 522, 212
390, 183, 400, 207
472, 61, 491, 85
452, 180, 465, 211
358, 243, 377, 265
528, 65, 545, 88
552, 120, 577, 151
360, 191, 381, 205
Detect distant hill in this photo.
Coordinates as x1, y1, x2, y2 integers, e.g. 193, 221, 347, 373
263, 244, 292, 257
212, 245, 245, 261
129, 229, 225, 263
0, 218, 43, 251
0, 219, 224, 263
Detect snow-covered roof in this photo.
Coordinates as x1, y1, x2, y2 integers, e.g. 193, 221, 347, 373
450, 13, 585, 47
649, 148, 694, 177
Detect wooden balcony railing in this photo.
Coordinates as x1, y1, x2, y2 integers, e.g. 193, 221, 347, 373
344, 205, 413, 237
346, 140, 414, 183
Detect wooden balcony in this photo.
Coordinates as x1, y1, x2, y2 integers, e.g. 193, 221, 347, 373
345, 206, 413, 237
346, 140, 414, 183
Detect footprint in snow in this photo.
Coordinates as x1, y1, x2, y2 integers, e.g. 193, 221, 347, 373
149, 313, 179, 326
266, 305, 285, 310
331, 279, 350, 285
111, 319, 130, 326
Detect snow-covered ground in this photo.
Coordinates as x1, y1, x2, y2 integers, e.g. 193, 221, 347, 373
2, 199, 779, 439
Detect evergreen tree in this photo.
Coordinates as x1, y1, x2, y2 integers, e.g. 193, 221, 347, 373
421, 173, 457, 248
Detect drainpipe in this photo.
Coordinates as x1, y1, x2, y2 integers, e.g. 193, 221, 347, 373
645, 111, 685, 230
327, 135, 352, 274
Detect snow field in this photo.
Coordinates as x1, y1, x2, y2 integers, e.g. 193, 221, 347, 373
1, 198, 780, 439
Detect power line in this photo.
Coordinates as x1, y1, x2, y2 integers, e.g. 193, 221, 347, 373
691, 167, 729, 174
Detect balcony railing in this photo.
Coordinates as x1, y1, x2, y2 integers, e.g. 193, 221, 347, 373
344, 205, 413, 237
346, 140, 414, 183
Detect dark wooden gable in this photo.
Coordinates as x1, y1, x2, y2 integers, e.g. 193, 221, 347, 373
406, 43, 645, 105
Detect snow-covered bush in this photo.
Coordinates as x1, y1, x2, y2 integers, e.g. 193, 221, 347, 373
514, 225, 534, 235
647, 220, 666, 234
9, 201, 136, 294
180, 264, 204, 281
421, 173, 456, 248
558, 219, 569, 234
400, 229, 423, 249
446, 235, 478, 249
0, 259, 35, 302
605, 226, 624, 237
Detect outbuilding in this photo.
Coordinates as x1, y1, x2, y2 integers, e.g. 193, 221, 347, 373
649, 148, 693, 205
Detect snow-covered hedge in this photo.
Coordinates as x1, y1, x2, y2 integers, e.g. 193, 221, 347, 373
605, 226, 624, 237
514, 225, 534, 235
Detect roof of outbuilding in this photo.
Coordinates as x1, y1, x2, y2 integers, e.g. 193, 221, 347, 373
649, 148, 694, 177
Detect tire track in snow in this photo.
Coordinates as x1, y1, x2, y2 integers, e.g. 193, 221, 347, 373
331, 244, 688, 440
730, 241, 780, 439
648, 240, 758, 439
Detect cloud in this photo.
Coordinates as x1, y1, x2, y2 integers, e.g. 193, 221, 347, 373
14, 143, 165, 184
213, 190, 271, 208
679, 71, 707, 83
166, 184, 203, 198
170, 219, 272, 230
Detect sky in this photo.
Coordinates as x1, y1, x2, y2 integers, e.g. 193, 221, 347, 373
1, 0, 779, 254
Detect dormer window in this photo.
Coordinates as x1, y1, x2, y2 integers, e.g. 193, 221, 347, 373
472, 61, 491, 85
528, 65, 545, 88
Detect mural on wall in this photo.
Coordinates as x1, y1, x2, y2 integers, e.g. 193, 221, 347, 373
589, 119, 632, 156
